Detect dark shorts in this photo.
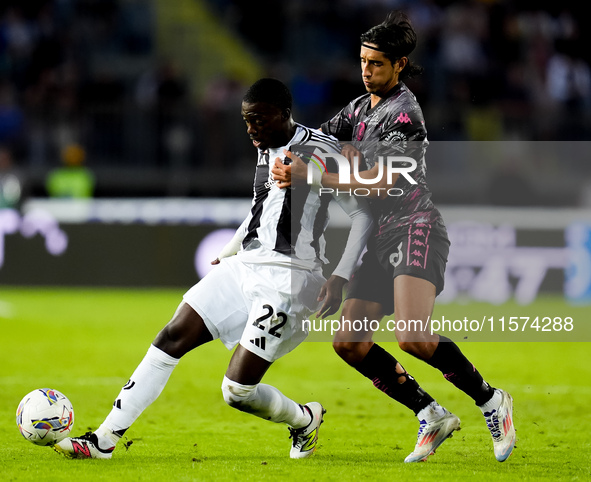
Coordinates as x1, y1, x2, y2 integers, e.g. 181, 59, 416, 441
346, 222, 450, 315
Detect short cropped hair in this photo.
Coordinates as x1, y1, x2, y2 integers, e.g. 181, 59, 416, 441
243, 78, 292, 111
361, 11, 423, 79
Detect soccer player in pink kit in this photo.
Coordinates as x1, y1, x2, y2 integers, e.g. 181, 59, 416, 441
272, 11, 515, 463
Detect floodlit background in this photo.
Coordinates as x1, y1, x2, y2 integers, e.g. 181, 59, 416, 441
1, 4, 590, 478
0, 0, 590, 308
0, 0, 589, 199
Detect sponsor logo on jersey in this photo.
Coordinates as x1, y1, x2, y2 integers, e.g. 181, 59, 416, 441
257, 154, 269, 166
396, 112, 412, 124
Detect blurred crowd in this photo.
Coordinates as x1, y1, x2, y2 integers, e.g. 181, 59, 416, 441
0, 0, 589, 204
222, 0, 591, 140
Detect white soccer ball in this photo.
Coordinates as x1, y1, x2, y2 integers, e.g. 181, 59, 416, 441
16, 388, 75, 446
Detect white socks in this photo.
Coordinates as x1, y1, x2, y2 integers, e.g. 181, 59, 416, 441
221, 376, 311, 429
478, 388, 502, 413
417, 401, 447, 423
97, 344, 179, 447
415, 389, 503, 426
94, 345, 310, 451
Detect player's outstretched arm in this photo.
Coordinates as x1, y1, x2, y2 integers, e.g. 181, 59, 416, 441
211, 219, 248, 264
317, 187, 373, 317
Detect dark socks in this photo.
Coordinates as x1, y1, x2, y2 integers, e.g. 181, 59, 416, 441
351, 344, 434, 415
426, 336, 494, 406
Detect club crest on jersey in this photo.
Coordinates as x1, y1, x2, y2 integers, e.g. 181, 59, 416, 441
383, 131, 408, 153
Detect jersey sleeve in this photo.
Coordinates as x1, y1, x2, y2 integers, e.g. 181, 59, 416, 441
320, 142, 373, 280
321, 103, 355, 142
329, 194, 373, 280
216, 216, 249, 259
373, 106, 427, 173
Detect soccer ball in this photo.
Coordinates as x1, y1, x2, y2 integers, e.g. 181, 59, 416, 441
16, 388, 75, 446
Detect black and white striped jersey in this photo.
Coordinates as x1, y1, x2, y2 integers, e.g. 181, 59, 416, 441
236, 124, 372, 280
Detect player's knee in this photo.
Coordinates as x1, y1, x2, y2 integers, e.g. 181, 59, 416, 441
221, 376, 257, 412
156, 324, 180, 344
153, 307, 212, 358
397, 339, 417, 355
333, 340, 368, 365
153, 325, 185, 357
397, 339, 435, 360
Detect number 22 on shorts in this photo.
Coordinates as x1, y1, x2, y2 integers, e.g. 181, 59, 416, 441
252, 304, 288, 338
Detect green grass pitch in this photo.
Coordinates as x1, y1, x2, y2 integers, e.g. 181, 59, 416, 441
1, 287, 590, 481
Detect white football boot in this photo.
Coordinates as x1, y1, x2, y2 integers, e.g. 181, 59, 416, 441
404, 404, 461, 463
480, 389, 516, 462
288, 402, 325, 459
54, 431, 115, 459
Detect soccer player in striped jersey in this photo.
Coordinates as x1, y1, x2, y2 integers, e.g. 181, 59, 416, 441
54, 78, 372, 460
272, 11, 515, 463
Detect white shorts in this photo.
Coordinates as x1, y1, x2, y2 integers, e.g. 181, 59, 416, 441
183, 247, 325, 362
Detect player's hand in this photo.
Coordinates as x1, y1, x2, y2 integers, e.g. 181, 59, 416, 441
316, 275, 348, 318
341, 144, 363, 172
286, 150, 309, 186
271, 157, 292, 188
272, 150, 308, 188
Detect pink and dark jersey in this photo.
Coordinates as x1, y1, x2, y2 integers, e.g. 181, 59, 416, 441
321, 82, 443, 233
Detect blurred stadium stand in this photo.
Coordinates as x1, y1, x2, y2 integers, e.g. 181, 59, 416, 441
0, 0, 590, 204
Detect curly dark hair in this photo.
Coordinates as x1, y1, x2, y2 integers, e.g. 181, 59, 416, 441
360, 11, 423, 79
